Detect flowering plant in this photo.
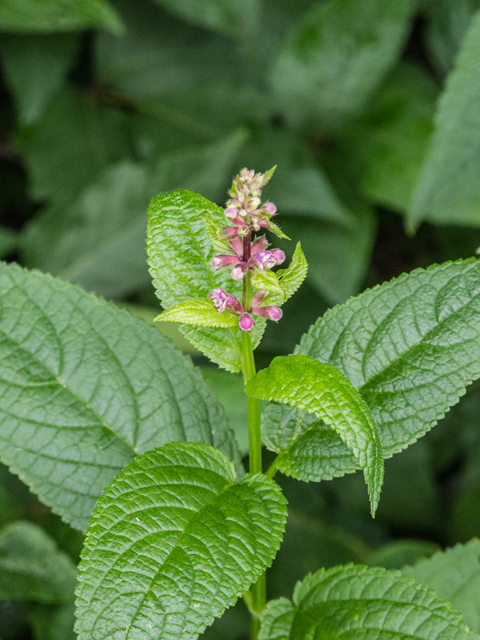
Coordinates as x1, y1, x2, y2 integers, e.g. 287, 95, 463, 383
0, 168, 479, 640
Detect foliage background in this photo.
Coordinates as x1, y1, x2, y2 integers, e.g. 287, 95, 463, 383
1, 0, 480, 638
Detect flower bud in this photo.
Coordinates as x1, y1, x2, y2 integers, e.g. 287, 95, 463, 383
252, 290, 268, 307
253, 305, 283, 321
253, 250, 277, 270
264, 202, 277, 215
225, 207, 239, 219
239, 312, 254, 331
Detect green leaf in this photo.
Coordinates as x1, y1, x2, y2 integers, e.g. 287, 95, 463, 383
270, 0, 414, 132
0, 261, 240, 531
147, 189, 266, 371
0, 0, 123, 33
259, 565, 477, 640
403, 539, 480, 633
75, 442, 287, 640
155, 298, 238, 328
287, 258, 480, 480
151, 0, 259, 38
408, 10, 480, 229
0, 33, 80, 125
246, 354, 384, 516
0, 521, 77, 603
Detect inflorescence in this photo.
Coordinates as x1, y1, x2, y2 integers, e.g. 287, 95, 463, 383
209, 168, 284, 332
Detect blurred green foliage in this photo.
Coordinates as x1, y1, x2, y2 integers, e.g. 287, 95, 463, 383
1, 0, 480, 637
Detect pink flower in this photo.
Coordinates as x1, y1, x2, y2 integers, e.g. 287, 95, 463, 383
253, 250, 285, 270
264, 202, 277, 215
208, 289, 242, 314
253, 306, 283, 321
239, 312, 254, 331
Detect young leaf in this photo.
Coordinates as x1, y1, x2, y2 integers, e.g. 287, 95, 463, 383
403, 539, 480, 633
282, 258, 480, 480
270, 0, 414, 132
0, 261, 240, 531
408, 10, 480, 230
155, 298, 238, 328
147, 189, 245, 371
259, 565, 477, 640
75, 442, 287, 640
246, 355, 384, 516
0, 521, 77, 603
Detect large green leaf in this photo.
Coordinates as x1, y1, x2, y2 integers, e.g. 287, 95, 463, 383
275, 259, 480, 480
75, 442, 287, 640
147, 189, 266, 371
0, 33, 80, 125
408, 10, 480, 229
151, 0, 259, 38
0, 521, 77, 603
246, 355, 383, 515
403, 539, 480, 633
259, 565, 477, 640
0, 0, 123, 33
0, 261, 239, 531
270, 0, 414, 131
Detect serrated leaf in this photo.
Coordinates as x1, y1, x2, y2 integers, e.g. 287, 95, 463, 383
75, 442, 287, 640
147, 189, 248, 371
0, 0, 123, 33
280, 259, 480, 482
246, 354, 384, 516
0, 261, 240, 531
0, 33, 80, 125
0, 521, 77, 603
155, 298, 238, 328
408, 10, 480, 229
403, 539, 480, 633
270, 0, 414, 132
259, 565, 477, 640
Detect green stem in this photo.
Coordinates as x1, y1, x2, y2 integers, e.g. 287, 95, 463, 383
240, 328, 265, 640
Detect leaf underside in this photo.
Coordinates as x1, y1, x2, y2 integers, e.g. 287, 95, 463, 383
264, 259, 480, 484
75, 442, 287, 640
259, 564, 476, 640
0, 261, 240, 531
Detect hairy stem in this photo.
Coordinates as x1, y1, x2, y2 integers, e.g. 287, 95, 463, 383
240, 326, 265, 640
